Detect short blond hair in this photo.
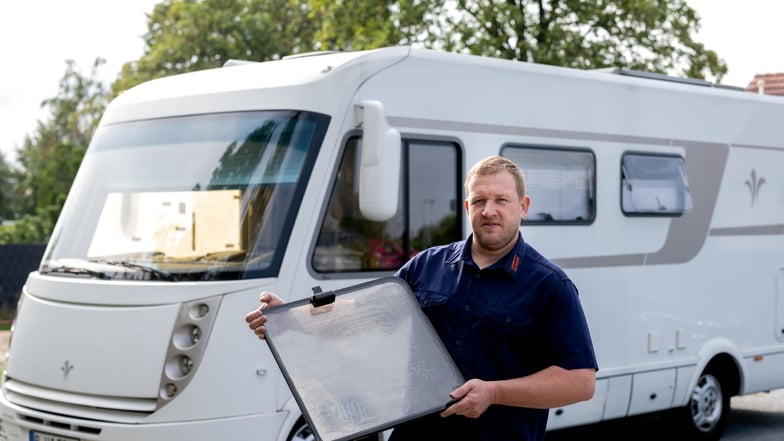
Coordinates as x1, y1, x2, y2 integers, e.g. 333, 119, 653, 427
465, 156, 526, 198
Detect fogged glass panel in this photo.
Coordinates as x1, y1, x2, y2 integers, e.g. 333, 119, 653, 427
313, 139, 460, 273
621, 153, 692, 216
264, 277, 464, 441
504, 146, 595, 223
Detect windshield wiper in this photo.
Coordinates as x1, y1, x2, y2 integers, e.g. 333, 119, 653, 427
88, 259, 179, 282
42, 265, 112, 280
194, 250, 248, 262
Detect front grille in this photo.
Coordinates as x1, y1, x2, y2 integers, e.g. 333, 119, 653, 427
18, 413, 101, 436
4, 378, 156, 424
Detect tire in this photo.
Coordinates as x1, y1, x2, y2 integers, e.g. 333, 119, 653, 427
673, 371, 730, 441
287, 419, 314, 441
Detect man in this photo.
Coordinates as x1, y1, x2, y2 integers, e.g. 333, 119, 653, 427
246, 155, 598, 441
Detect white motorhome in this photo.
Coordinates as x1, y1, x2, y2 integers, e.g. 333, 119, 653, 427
1, 46, 783, 441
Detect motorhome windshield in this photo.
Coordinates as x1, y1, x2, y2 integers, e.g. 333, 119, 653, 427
41, 110, 329, 281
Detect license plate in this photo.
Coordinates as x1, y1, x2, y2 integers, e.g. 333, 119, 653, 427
29, 431, 79, 441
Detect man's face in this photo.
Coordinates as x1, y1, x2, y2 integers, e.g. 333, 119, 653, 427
464, 171, 529, 253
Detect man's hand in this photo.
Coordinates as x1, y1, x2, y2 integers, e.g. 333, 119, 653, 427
244, 291, 285, 340
441, 379, 496, 419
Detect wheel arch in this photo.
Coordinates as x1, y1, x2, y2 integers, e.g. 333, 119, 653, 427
701, 353, 742, 398
677, 338, 744, 407
276, 398, 302, 441
666, 339, 743, 441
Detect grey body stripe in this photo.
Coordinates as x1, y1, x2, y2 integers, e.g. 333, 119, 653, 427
390, 117, 733, 268
710, 225, 784, 236
645, 141, 728, 266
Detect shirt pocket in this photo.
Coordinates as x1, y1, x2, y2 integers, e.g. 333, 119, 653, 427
483, 306, 537, 338
417, 290, 450, 309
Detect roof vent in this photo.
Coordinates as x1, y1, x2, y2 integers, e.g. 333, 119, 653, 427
223, 59, 258, 68
595, 67, 743, 91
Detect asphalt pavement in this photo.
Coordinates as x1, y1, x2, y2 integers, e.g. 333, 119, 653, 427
548, 388, 784, 440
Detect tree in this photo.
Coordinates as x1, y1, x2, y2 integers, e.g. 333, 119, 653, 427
112, 0, 319, 94
0, 154, 18, 222
112, 0, 725, 97
0, 58, 108, 244
419, 0, 726, 81
307, 0, 430, 51
111, 0, 431, 94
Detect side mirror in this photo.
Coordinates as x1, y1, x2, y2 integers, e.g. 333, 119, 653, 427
355, 100, 401, 222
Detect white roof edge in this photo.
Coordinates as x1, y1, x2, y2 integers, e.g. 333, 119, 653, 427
110, 46, 411, 107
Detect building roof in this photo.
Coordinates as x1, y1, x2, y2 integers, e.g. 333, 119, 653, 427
745, 72, 784, 96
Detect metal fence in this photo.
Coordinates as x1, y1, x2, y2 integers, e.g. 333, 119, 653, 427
0, 244, 46, 318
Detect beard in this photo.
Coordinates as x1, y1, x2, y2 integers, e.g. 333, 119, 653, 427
472, 223, 518, 252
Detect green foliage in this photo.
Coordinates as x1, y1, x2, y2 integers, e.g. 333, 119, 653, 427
0, 205, 60, 244
308, 0, 429, 51
0, 155, 18, 222
0, 59, 106, 244
111, 0, 432, 95
112, 0, 318, 94
112, 0, 726, 96
418, 0, 726, 80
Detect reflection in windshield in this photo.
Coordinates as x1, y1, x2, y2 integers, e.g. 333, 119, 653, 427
41, 111, 329, 281
88, 190, 243, 261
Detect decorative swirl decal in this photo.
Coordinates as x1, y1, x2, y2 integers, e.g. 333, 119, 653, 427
744, 169, 766, 206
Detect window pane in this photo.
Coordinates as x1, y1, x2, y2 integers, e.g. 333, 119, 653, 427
504, 146, 595, 223
621, 154, 692, 216
313, 140, 460, 273
407, 144, 460, 251
42, 111, 328, 281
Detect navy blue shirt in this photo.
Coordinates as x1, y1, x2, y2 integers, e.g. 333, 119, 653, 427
394, 233, 598, 441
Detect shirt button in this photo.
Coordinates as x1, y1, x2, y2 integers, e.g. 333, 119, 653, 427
464, 305, 471, 311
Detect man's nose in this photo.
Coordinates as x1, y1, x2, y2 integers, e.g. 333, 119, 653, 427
482, 201, 499, 216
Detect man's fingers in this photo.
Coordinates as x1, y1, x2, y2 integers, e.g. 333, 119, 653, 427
254, 325, 267, 340
244, 309, 261, 324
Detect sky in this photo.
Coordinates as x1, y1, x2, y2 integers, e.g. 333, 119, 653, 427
0, 1, 783, 163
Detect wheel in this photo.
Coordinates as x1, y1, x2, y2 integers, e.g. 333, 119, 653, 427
673, 371, 729, 441
287, 419, 314, 441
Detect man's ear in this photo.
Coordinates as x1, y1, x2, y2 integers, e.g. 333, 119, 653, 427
520, 195, 530, 218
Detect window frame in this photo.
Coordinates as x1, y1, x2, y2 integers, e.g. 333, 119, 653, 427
620, 151, 692, 217
309, 133, 463, 276
501, 144, 596, 226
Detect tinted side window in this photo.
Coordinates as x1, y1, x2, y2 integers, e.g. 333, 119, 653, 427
503, 146, 596, 224
407, 142, 461, 252
313, 138, 461, 273
621, 153, 692, 216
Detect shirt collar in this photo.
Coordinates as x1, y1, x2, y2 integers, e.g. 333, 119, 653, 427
449, 233, 527, 277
